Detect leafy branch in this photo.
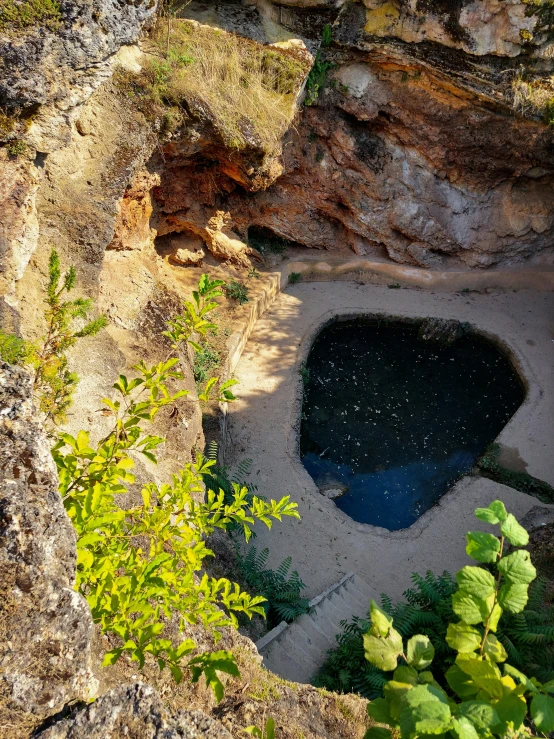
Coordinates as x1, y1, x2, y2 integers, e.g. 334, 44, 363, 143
363, 501, 554, 739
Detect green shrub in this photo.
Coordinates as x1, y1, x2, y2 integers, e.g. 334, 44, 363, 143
315, 571, 554, 699
5, 139, 28, 157
53, 273, 300, 698
1, 249, 107, 425
289, 272, 302, 284
225, 280, 250, 305
235, 545, 310, 627
193, 344, 220, 384
304, 55, 334, 106
0, 330, 31, 365
55, 372, 300, 695
362, 501, 554, 739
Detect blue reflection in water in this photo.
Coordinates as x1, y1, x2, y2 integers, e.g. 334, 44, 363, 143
303, 450, 475, 530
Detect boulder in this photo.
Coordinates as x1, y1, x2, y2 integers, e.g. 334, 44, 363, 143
36, 683, 232, 739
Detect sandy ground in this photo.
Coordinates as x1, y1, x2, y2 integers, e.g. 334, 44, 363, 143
225, 280, 554, 601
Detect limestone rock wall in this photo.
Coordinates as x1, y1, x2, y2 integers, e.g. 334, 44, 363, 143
158, 0, 554, 269
0, 363, 97, 736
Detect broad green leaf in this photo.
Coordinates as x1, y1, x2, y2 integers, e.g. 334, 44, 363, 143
363, 627, 403, 672
466, 532, 500, 563
497, 550, 536, 585
493, 692, 527, 733
446, 623, 482, 654
474, 507, 500, 525
370, 599, 393, 637
366, 697, 394, 725
457, 701, 499, 731
474, 501, 507, 525
504, 664, 539, 693
450, 716, 479, 739
406, 634, 435, 670
531, 693, 554, 733
456, 655, 503, 699
169, 664, 183, 683
399, 699, 452, 737
384, 680, 414, 720
482, 633, 507, 663
487, 603, 502, 633
500, 513, 529, 547
403, 684, 449, 708
102, 649, 123, 666
498, 582, 528, 614
452, 591, 486, 625
542, 680, 554, 694
446, 665, 479, 700
363, 728, 392, 739
394, 666, 418, 686
456, 567, 495, 600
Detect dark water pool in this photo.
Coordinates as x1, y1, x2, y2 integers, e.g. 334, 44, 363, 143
300, 320, 524, 531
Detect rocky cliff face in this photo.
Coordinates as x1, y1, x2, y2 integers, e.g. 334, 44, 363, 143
1, 1, 554, 736
152, 0, 554, 269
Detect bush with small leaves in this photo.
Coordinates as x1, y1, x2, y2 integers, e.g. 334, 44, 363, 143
225, 280, 250, 305
55, 360, 301, 698
362, 501, 554, 739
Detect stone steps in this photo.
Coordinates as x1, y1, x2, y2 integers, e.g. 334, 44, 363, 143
255, 573, 374, 684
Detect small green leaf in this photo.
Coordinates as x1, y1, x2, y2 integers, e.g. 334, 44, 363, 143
169, 664, 183, 683
102, 649, 123, 666
497, 550, 536, 585
466, 532, 501, 563
406, 634, 435, 670
474, 508, 500, 525
446, 623, 482, 654
500, 513, 529, 547
498, 582, 529, 614
531, 693, 554, 733
370, 599, 393, 637
474, 500, 507, 525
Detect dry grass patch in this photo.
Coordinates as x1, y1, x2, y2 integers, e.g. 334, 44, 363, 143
143, 20, 310, 152
512, 73, 554, 125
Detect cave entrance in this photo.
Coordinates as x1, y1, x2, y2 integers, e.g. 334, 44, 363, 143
300, 318, 524, 531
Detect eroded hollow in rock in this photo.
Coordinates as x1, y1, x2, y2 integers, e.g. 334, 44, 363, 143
300, 318, 525, 531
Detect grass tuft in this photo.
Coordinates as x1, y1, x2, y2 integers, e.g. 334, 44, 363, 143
512, 72, 554, 125
135, 20, 309, 153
